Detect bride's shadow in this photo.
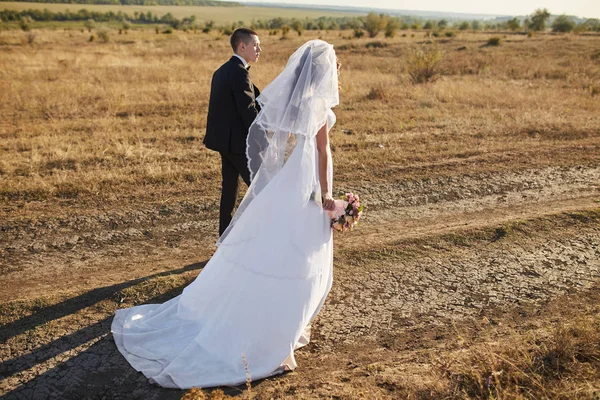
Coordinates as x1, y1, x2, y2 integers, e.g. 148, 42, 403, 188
0, 260, 260, 400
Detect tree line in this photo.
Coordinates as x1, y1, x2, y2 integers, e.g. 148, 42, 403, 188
1, 7, 598, 34
250, 10, 599, 36
0, 0, 239, 5
0, 8, 195, 28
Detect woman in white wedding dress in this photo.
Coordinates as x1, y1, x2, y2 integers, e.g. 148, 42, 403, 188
111, 39, 340, 389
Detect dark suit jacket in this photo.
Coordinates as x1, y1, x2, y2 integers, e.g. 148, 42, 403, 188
204, 56, 261, 154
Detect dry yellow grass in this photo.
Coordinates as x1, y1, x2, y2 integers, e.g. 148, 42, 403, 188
1, 29, 598, 215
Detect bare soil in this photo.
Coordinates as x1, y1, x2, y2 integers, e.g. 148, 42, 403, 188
2, 157, 599, 399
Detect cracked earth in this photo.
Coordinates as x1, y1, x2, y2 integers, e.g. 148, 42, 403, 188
1, 160, 599, 399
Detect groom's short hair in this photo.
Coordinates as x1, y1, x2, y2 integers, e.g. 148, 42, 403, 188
230, 28, 258, 52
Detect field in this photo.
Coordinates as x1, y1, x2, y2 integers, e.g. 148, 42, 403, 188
1, 25, 600, 399
0, 1, 360, 24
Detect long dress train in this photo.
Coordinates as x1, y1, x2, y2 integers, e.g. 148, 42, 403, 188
111, 132, 334, 389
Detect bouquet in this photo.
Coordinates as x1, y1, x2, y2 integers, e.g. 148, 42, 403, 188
328, 192, 364, 232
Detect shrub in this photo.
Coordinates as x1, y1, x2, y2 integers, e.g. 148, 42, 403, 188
445, 31, 455, 37
384, 18, 399, 38
335, 43, 358, 51
552, 15, 576, 33
291, 20, 303, 36
487, 37, 501, 46
353, 28, 364, 38
365, 41, 387, 49
19, 17, 31, 32
406, 45, 443, 84
26, 32, 36, 45
366, 84, 388, 100
84, 18, 95, 33
97, 29, 109, 43
163, 28, 173, 34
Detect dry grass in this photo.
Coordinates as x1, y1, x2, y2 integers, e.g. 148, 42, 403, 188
434, 317, 600, 399
1, 29, 599, 220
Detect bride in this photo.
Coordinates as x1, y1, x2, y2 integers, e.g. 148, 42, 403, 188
111, 39, 340, 389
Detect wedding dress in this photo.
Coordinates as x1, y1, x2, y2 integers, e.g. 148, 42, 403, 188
111, 40, 339, 389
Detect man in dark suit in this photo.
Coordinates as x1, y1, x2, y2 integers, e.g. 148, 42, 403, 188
204, 28, 262, 236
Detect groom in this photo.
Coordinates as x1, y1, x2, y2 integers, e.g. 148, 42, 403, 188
204, 28, 262, 236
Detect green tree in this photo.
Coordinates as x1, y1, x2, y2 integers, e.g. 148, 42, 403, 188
507, 17, 520, 31
365, 12, 386, 38
552, 15, 575, 32
471, 20, 481, 30
385, 18, 399, 38
423, 20, 434, 30
437, 19, 448, 29
529, 8, 550, 31
291, 20, 303, 36
458, 21, 470, 30
588, 18, 600, 31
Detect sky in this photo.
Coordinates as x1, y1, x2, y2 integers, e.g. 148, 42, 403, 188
242, 0, 600, 19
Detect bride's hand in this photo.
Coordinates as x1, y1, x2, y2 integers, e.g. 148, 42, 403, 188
322, 192, 336, 211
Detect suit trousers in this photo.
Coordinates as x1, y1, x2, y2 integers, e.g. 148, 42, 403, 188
219, 152, 251, 236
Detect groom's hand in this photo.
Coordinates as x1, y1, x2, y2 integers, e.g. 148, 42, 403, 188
322, 192, 335, 211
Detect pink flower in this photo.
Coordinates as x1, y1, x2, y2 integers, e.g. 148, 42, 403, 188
329, 191, 363, 233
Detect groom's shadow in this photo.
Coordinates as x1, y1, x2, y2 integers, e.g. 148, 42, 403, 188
0, 261, 218, 400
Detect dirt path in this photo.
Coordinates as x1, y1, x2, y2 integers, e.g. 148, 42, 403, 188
1, 163, 599, 399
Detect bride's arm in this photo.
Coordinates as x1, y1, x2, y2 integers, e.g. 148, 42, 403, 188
316, 123, 336, 211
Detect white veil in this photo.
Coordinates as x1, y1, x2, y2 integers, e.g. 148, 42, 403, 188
217, 40, 339, 245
